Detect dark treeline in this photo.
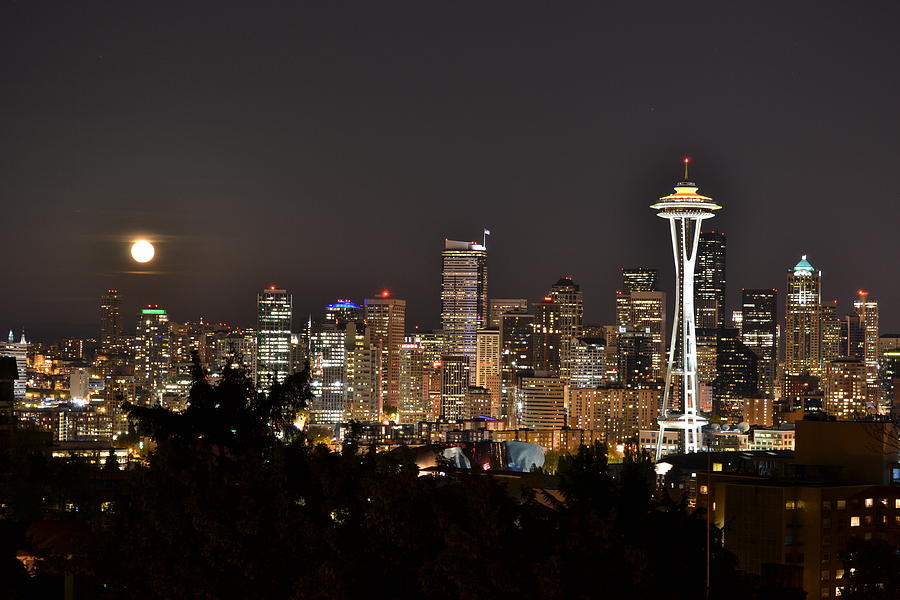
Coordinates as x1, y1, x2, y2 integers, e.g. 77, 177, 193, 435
0, 357, 893, 599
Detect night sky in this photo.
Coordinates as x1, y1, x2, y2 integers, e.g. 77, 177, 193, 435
3, 2, 899, 340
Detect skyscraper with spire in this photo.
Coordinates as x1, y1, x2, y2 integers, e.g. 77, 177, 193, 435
651, 158, 721, 458
440, 239, 488, 377
784, 256, 822, 377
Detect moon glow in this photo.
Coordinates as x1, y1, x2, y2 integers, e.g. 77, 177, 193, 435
130, 240, 155, 263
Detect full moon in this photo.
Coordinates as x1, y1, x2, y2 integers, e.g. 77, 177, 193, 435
130, 240, 155, 263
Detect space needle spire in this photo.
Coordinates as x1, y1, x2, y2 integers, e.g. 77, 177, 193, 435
651, 158, 722, 459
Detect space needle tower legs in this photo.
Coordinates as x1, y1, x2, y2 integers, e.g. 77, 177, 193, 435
652, 159, 722, 460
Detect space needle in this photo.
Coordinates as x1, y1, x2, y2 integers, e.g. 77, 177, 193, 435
651, 158, 721, 459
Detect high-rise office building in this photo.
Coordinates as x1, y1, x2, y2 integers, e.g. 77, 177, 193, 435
440, 239, 488, 376
741, 289, 777, 396
620, 268, 659, 293
463, 386, 493, 420
309, 322, 346, 423
134, 306, 171, 403
823, 358, 867, 419
548, 277, 584, 380
215, 331, 257, 375
853, 290, 880, 403
309, 319, 378, 423
489, 298, 528, 328
475, 328, 501, 418
615, 289, 666, 379
616, 328, 655, 389
343, 322, 378, 422
651, 162, 721, 456
0, 331, 28, 403
519, 375, 567, 429
398, 339, 430, 423
364, 293, 406, 414
568, 387, 658, 442
819, 300, 843, 365
499, 311, 534, 424
325, 299, 362, 324
695, 230, 727, 329
100, 289, 124, 354
532, 297, 562, 375
569, 337, 606, 389
440, 355, 470, 422
695, 327, 719, 386
712, 328, 759, 422
256, 287, 292, 392
785, 256, 822, 377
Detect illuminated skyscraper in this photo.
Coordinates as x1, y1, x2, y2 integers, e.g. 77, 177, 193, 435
616, 328, 655, 389
853, 290, 880, 403
741, 289, 777, 396
100, 289, 124, 354
256, 287, 292, 392
343, 322, 378, 422
309, 322, 346, 423
569, 337, 606, 389
712, 327, 758, 422
823, 358, 867, 419
549, 277, 583, 380
134, 306, 171, 403
651, 159, 721, 457
819, 300, 843, 364
620, 267, 659, 293
325, 299, 362, 324
489, 298, 528, 328
784, 256, 822, 377
475, 328, 501, 418
519, 375, 567, 429
532, 297, 562, 375
499, 311, 533, 424
440, 355, 470, 421
364, 292, 406, 414
615, 289, 666, 379
398, 339, 430, 423
0, 331, 28, 403
695, 231, 726, 329
441, 239, 488, 377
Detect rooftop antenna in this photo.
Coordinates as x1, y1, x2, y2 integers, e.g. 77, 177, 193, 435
483, 228, 491, 248
683, 156, 691, 180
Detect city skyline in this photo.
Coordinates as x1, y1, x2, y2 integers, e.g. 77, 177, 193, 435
5, 228, 893, 342
3, 3, 900, 339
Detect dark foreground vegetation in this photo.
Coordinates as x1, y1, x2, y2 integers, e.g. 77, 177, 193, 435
1, 357, 896, 599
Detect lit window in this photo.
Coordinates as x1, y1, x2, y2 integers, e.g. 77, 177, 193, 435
837, 500, 846, 510
713, 462, 723, 472
786, 501, 796, 510
850, 516, 860, 527
700, 485, 709, 495
864, 498, 873, 508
